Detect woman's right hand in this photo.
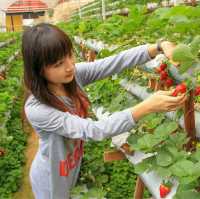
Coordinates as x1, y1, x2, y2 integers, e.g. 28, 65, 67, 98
131, 90, 187, 121
144, 90, 187, 112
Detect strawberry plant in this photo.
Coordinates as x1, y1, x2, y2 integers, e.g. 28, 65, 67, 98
125, 37, 200, 197
127, 112, 200, 198
0, 32, 19, 43
0, 41, 20, 66
0, 33, 27, 198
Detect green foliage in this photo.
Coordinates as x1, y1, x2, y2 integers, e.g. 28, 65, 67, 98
128, 121, 178, 152
86, 75, 138, 112
0, 35, 27, 198
190, 35, 200, 56
172, 35, 200, 74
0, 32, 19, 43
71, 185, 106, 199
0, 41, 20, 65
59, 3, 200, 197
127, 112, 200, 196
0, 93, 27, 198
77, 139, 151, 199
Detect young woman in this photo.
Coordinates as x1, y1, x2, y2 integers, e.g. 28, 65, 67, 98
22, 23, 186, 199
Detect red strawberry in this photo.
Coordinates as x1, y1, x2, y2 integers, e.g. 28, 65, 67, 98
165, 78, 174, 88
159, 184, 171, 198
160, 63, 167, 71
160, 71, 168, 80
172, 90, 179, 97
172, 83, 187, 96
156, 63, 168, 74
177, 83, 187, 93
194, 86, 200, 96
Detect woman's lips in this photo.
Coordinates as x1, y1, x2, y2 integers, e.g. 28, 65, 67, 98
65, 72, 73, 77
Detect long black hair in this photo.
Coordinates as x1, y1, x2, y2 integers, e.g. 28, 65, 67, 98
22, 23, 90, 117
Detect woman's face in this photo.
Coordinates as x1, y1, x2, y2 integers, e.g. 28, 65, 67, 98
43, 55, 75, 84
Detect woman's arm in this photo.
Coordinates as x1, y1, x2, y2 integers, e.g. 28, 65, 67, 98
75, 44, 152, 86
25, 101, 136, 141
75, 41, 176, 86
25, 91, 186, 141
131, 90, 186, 121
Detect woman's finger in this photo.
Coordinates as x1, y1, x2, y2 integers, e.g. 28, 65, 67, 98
167, 104, 184, 111
178, 96, 187, 105
169, 95, 187, 105
156, 90, 173, 96
168, 102, 184, 109
166, 94, 187, 104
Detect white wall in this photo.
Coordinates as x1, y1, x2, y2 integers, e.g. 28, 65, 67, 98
0, 10, 6, 32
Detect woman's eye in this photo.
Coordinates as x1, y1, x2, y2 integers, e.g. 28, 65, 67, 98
54, 64, 60, 68
55, 61, 63, 67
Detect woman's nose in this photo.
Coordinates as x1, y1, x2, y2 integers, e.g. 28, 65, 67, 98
65, 58, 74, 72
65, 65, 74, 72
66, 68, 72, 72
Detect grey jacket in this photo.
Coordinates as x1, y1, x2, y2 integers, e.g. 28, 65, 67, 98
25, 44, 151, 199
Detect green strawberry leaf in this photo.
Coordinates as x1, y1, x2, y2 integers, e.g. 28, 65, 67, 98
154, 121, 178, 139
156, 166, 172, 178
174, 190, 200, 199
170, 160, 194, 177
173, 44, 194, 62
156, 150, 173, 167
190, 35, 200, 56
172, 44, 195, 74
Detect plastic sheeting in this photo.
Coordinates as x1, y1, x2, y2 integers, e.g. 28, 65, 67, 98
74, 36, 119, 52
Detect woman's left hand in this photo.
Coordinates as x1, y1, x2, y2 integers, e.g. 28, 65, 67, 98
160, 41, 179, 66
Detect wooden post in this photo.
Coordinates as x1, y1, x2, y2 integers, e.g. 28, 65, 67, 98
134, 177, 145, 199
121, 143, 134, 155
87, 50, 97, 62
184, 90, 197, 151
155, 80, 165, 91
11, 15, 14, 32
104, 150, 126, 162
155, 80, 162, 91
148, 78, 156, 90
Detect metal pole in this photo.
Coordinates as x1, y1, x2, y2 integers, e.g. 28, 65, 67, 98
102, 0, 106, 20
78, 0, 82, 19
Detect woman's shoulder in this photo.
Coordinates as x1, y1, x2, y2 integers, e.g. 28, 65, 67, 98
25, 95, 44, 111
24, 95, 58, 124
